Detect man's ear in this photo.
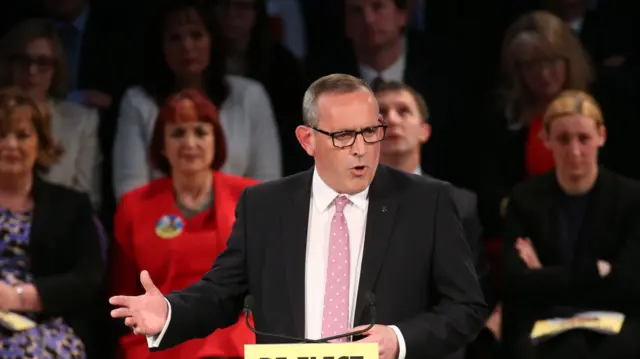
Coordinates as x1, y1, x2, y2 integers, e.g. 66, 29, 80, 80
417, 123, 431, 144
295, 125, 316, 156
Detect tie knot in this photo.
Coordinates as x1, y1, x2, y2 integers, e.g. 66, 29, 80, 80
333, 195, 350, 213
370, 76, 386, 92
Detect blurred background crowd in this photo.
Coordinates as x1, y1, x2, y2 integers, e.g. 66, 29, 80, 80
0, 0, 638, 358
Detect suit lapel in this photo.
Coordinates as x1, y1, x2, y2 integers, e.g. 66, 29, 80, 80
282, 169, 313, 337
355, 166, 398, 324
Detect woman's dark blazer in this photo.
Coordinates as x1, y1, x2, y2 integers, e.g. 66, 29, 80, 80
500, 168, 640, 352
30, 175, 106, 357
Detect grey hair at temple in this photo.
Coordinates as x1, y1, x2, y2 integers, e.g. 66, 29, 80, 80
302, 74, 376, 127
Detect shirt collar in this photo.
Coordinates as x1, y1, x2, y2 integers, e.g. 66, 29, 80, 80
359, 40, 407, 84
412, 167, 423, 176
312, 167, 369, 213
56, 6, 90, 32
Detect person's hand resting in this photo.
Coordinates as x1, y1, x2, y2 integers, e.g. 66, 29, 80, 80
353, 324, 399, 359
0, 282, 20, 311
515, 237, 542, 269
597, 260, 611, 278
109, 270, 168, 336
485, 303, 502, 341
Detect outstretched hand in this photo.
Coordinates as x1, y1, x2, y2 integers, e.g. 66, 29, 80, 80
109, 270, 169, 336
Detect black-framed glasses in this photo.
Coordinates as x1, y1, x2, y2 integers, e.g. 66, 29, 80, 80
309, 123, 387, 148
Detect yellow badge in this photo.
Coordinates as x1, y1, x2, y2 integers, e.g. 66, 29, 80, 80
155, 214, 184, 239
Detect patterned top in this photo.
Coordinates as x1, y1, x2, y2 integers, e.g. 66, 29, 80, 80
0, 208, 85, 359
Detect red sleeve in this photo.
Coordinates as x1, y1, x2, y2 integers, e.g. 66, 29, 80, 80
110, 193, 149, 358
109, 193, 140, 297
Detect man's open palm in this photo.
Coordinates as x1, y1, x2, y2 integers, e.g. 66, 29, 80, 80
110, 270, 168, 336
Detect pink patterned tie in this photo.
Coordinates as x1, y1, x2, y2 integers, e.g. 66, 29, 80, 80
321, 195, 351, 342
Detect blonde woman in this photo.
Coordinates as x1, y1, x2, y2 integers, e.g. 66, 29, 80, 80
502, 90, 640, 359
480, 11, 594, 236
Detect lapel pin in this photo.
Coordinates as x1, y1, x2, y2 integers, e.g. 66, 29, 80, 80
381, 206, 388, 213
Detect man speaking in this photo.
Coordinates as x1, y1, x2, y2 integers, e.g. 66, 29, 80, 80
110, 74, 487, 359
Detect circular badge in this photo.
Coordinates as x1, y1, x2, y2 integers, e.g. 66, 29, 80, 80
155, 214, 185, 239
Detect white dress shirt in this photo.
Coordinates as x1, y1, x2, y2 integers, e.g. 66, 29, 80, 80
148, 168, 406, 359
359, 44, 407, 85
305, 168, 368, 339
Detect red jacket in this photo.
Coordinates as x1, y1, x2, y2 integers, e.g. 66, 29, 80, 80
110, 171, 258, 359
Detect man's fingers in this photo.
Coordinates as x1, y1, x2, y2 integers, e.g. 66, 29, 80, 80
355, 334, 378, 343
352, 325, 372, 333
140, 270, 160, 294
110, 307, 133, 318
109, 295, 132, 307
124, 316, 137, 327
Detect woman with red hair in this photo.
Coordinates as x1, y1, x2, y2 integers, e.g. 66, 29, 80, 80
109, 89, 256, 359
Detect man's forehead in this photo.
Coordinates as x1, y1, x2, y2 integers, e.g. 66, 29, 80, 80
317, 91, 376, 111
316, 92, 378, 128
377, 89, 416, 107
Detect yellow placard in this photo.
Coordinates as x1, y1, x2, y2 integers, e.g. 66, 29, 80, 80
531, 314, 625, 339
245, 342, 378, 359
0, 311, 37, 331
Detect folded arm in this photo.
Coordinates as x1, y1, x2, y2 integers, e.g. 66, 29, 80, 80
503, 195, 600, 304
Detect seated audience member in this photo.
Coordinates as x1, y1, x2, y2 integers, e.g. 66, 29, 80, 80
213, 0, 309, 175
0, 19, 102, 208
0, 88, 104, 358
501, 90, 640, 359
305, 0, 462, 183
373, 80, 493, 358
110, 89, 257, 359
113, 0, 281, 200
478, 10, 594, 237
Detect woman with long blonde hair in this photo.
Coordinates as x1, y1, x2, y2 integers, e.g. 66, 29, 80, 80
480, 10, 595, 237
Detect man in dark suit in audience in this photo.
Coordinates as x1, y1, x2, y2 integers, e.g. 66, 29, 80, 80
305, 0, 464, 184
373, 81, 494, 359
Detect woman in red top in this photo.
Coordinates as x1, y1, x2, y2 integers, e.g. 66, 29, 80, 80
109, 89, 257, 359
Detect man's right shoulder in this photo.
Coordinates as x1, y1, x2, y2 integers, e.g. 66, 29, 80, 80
241, 169, 312, 203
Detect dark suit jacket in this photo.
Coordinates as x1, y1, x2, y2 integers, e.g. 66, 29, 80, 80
29, 176, 106, 358
501, 168, 640, 355
158, 165, 487, 358
423, 174, 491, 302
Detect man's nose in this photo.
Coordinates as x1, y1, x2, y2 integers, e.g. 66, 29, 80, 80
350, 133, 366, 156
384, 111, 401, 126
